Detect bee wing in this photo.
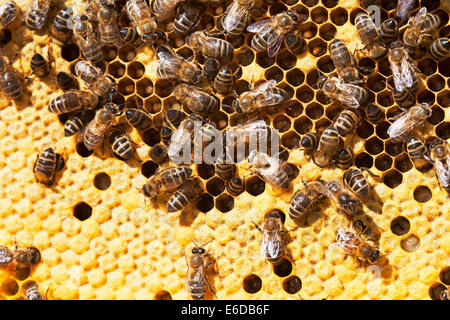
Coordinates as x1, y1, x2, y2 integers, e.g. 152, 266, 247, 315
387, 113, 411, 138
267, 32, 288, 58
334, 82, 361, 108
411, 7, 427, 26
435, 160, 450, 188
223, 1, 249, 32
247, 18, 271, 33
260, 232, 282, 259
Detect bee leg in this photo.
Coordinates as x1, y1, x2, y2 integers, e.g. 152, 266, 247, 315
204, 275, 217, 299
361, 167, 380, 178
252, 222, 263, 233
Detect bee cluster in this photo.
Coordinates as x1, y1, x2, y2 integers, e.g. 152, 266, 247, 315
0, 0, 448, 300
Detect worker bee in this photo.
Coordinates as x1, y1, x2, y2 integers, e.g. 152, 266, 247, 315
219, 0, 254, 37
343, 167, 374, 198
83, 108, 115, 151
30, 52, 50, 78
48, 90, 99, 114
300, 132, 319, 151
98, 3, 123, 48
396, 0, 416, 22
284, 32, 306, 55
226, 176, 245, 196
253, 210, 286, 265
156, 47, 203, 84
125, 108, 152, 131
74, 60, 115, 97
173, 84, 220, 114
160, 108, 186, 144
56, 71, 78, 91
215, 152, 236, 180
329, 39, 360, 84
23, 0, 50, 30
334, 148, 354, 170
186, 30, 234, 60
142, 165, 193, 199
289, 180, 327, 220
149, 143, 168, 165
406, 136, 432, 171
0, 1, 19, 30
0, 55, 24, 100
313, 126, 341, 168
11, 245, 41, 271
388, 41, 419, 93
119, 27, 141, 47
0, 246, 13, 267
51, 7, 73, 46
379, 18, 398, 45
22, 281, 45, 300
326, 180, 364, 220
85, 0, 115, 21
193, 123, 221, 155
185, 238, 216, 300
203, 58, 220, 82
33, 147, 65, 186
73, 14, 103, 64
213, 67, 236, 95
247, 10, 300, 58
232, 80, 288, 114
355, 12, 387, 60
317, 75, 368, 109
248, 151, 290, 189
174, 2, 202, 35
167, 178, 204, 212
64, 112, 91, 137
168, 115, 202, 161
126, 0, 158, 43
391, 86, 416, 108
224, 120, 271, 150
365, 103, 385, 124
152, 0, 181, 22
440, 286, 450, 300
429, 139, 450, 193
387, 103, 432, 143
108, 128, 135, 161
429, 38, 450, 61
403, 7, 441, 52
329, 228, 381, 264
332, 109, 362, 137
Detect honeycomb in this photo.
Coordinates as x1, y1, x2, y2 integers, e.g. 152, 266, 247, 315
0, 0, 448, 300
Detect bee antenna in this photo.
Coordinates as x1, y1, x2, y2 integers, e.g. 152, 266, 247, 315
189, 235, 200, 248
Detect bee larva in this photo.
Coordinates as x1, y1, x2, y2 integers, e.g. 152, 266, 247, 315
125, 108, 152, 131
334, 148, 354, 170
142, 166, 193, 199
254, 210, 286, 265
120, 27, 141, 47
64, 112, 91, 137
226, 176, 245, 196
0, 56, 23, 100
379, 18, 398, 45
0, 1, 19, 30
51, 7, 73, 46
284, 32, 306, 55
406, 136, 431, 171
30, 52, 50, 78
365, 103, 385, 124
174, 2, 202, 35
149, 143, 168, 165
108, 128, 135, 161
313, 126, 341, 168
343, 167, 371, 198
329, 39, 360, 84
213, 67, 235, 95
429, 38, 450, 61
23, 0, 51, 30
83, 108, 115, 151
332, 109, 362, 137
289, 180, 326, 220
167, 178, 203, 212
186, 30, 234, 60
33, 148, 65, 186
56, 71, 78, 91
300, 132, 319, 151
203, 58, 221, 82
48, 90, 99, 114
215, 152, 236, 180
23, 281, 45, 300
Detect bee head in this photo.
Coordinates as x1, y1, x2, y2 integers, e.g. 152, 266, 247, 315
286, 10, 299, 22
316, 75, 327, 89
192, 247, 205, 255
420, 103, 431, 117
369, 249, 380, 263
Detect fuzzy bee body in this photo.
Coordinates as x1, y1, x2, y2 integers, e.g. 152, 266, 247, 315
64, 112, 90, 137
355, 12, 387, 60
329, 39, 360, 84
167, 179, 203, 212
289, 180, 326, 220
125, 108, 152, 131
142, 166, 193, 199
429, 38, 450, 61
33, 148, 64, 186
300, 132, 319, 151
23, 0, 50, 30
379, 18, 398, 44
108, 128, 134, 160
23, 281, 44, 300
334, 148, 354, 169
56, 71, 78, 91
343, 167, 370, 198
365, 103, 385, 124
314, 126, 341, 168
406, 136, 431, 171
284, 32, 306, 55
254, 210, 286, 265
149, 143, 168, 165
226, 176, 245, 196
30, 53, 50, 78
429, 139, 450, 193
0, 56, 23, 100
0, 1, 18, 29
98, 4, 123, 47
332, 109, 362, 137
83, 108, 115, 151
213, 67, 234, 95
48, 90, 98, 114
215, 152, 236, 180
174, 2, 202, 35
51, 7, 73, 45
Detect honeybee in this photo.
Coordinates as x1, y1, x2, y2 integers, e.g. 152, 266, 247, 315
161, 108, 186, 144
174, 2, 202, 35
329, 39, 360, 84
33, 147, 65, 186
313, 126, 341, 168
334, 148, 354, 170
193, 123, 221, 155
202, 58, 220, 81
215, 152, 236, 180
0, 55, 24, 100
142, 166, 193, 199
232, 80, 288, 114
405, 136, 431, 171
74, 60, 115, 97
156, 47, 203, 84
168, 115, 202, 160
248, 150, 290, 189
388, 41, 419, 93
186, 30, 234, 60
332, 109, 362, 137
289, 180, 327, 220
284, 32, 306, 55
11, 246, 41, 271
317, 75, 368, 109
152, 0, 181, 22
108, 128, 135, 161
247, 10, 300, 58
379, 18, 398, 45
326, 180, 364, 220
22, 281, 45, 300
126, 0, 158, 43
56, 71, 78, 91
213, 67, 236, 95
125, 108, 152, 131
392, 86, 416, 108
73, 14, 103, 64
120, 27, 142, 47
0, 246, 13, 267
253, 210, 286, 265
226, 176, 245, 196
83, 108, 115, 151
0, 1, 19, 30
167, 178, 204, 212
173, 83, 220, 114
403, 7, 441, 52
365, 103, 385, 124
48, 90, 99, 114
300, 132, 319, 151
149, 143, 168, 165
64, 112, 91, 137
329, 228, 381, 264
185, 238, 216, 300
355, 12, 387, 60
343, 167, 373, 198
30, 52, 50, 78
396, 0, 416, 22
23, 0, 50, 30
429, 38, 450, 61
51, 7, 73, 46
219, 0, 254, 37
98, 4, 123, 48
429, 139, 450, 193
440, 286, 450, 300
85, 0, 115, 21
387, 103, 432, 143
224, 120, 270, 148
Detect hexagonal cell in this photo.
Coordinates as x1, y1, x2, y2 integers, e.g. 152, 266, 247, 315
277, 82, 294, 99
302, 0, 318, 7
256, 51, 275, 69
15, 267, 30, 281
127, 61, 145, 80
427, 106, 445, 126
375, 121, 390, 140
325, 103, 343, 121
417, 90, 435, 105
375, 153, 393, 171
94, 172, 111, 191
385, 140, 403, 157
136, 78, 154, 98
317, 55, 335, 73
349, 8, 366, 25
356, 121, 374, 139
235, 79, 250, 95
365, 137, 383, 155
61, 43, 80, 62
377, 57, 391, 77
413, 186, 432, 203
421, 0, 441, 11
141, 160, 158, 178
355, 152, 373, 169
377, 91, 394, 108
308, 38, 327, 57
400, 234, 420, 253
210, 111, 228, 130
438, 57, 450, 77
286, 69, 305, 87
437, 91, 449, 109
1, 279, 18, 296
265, 66, 284, 82
272, 115, 291, 133
292, 4, 309, 22
142, 128, 161, 146
394, 153, 413, 173
322, 0, 338, 8
367, 74, 386, 92
383, 169, 403, 189
316, 90, 329, 105
196, 193, 214, 213
206, 177, 225, 196
390, 216, 410, 236
269, 1, 287, 15
243, 274, 262, 294
427, 74, 445, 92
144, 96, 162, 114
319, 23, 337, 41
156, 79, 175, 98
118, 45, 136, 62
273, 258, 292, 277
236, 47, 254, 66
311, 6, 328, 24
330, 7, 348, 26
295, 86, 313, 104
436, 122, 450, 140
281, 131, 300, 150
246, 176, 265, 196
284, 100, 303, 118
197, 164, 215, 180
440, 267, 450, 285
305, 102, 324, 120
73, 202, 92, 221
215, 194, 234, 213
275, 50, 297, 71
282, 275, 302, 294
314, 118, 332, 133
418, 58, 437, 76
429, 282, 447, 300
102, 46, 118, 62
154, 290, 172, 300
117, 77, 135, 96
107, 61, 126, 79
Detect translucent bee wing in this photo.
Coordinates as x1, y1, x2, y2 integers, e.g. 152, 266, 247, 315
387, 113, 411, 138
267, 32, 287, 58
157, 50, 177, 62
410, 7, 427, 26
260, 232, 281, 259
334, 82, 361, 108
435, 160, 450, 188
247, 18, 271, 33
223, 1, 248, 32
168, 126, 192, 157
267, 238, 282, 259
24, 0, 49, 30
391, 56, 414, 92
253, 79, 277, 91
358, 16, 378, 47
